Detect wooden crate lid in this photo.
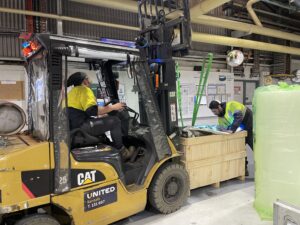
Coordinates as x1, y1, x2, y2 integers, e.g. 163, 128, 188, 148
180, 131, 247, 146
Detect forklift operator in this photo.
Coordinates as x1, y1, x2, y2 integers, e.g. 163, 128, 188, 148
67, 72, 134, 159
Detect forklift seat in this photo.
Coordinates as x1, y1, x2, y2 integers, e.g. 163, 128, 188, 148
71, 144, 119, 162
70, 129, 125, 182
71, 145, 125, 183
70, 128, 105, 149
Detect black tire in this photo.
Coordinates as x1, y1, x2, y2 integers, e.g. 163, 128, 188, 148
15, 214, 60, 225
148, 162, 189, 214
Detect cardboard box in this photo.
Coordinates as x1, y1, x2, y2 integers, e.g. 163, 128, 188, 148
0, 80, 25, 100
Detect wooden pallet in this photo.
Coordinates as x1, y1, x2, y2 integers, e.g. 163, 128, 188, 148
2, 134, 40, 150
211, 175, 245, 188
179, 131, 247, 190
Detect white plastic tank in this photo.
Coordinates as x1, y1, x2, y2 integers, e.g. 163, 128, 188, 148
0, 102, 26, 135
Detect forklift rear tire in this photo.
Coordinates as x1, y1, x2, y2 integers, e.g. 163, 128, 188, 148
15, 214, 60, 225
148, 162, 189, 214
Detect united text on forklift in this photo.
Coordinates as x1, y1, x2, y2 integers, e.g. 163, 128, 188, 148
84, 184, 117, 211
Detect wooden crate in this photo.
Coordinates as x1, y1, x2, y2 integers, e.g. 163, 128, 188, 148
179, 131, 247, 190
1, 135, 40, 150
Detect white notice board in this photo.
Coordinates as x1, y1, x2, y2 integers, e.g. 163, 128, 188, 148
178, 71, 234, 119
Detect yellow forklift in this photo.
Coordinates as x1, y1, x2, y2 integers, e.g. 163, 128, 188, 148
0, 1, 191, 224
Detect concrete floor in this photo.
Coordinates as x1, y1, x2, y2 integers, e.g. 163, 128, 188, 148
116, 179, 272, 225
116, 147, 273, 225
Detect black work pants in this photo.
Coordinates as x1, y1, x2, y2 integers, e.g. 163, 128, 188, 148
242, 108, 253, 169
246, 128, 253, 150
81, 116, 123, 149
242, 108, 253, 151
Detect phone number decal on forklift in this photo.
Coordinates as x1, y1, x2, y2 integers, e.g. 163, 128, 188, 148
84, 183, 117, 211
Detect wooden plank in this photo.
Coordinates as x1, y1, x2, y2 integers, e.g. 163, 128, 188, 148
188, 164, 221, 189
180, 134, 228, 145
227, 138, 246, 154
238, 175, 245, 181
180, 131, 247, 146
3, 136, 27, 150
18, 134, 40, 146
188, 158, 245, 190
182, 137, 245, 161
184, 141, 226, 161
220, 158, 245, 182
212, 182, 220, 188
185, 151, 246, 170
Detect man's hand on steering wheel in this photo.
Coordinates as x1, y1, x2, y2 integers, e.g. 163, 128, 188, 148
112, 102, 126, 111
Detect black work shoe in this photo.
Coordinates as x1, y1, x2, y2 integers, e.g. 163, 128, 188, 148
120, 146, 135, 162
129, 146, 139, 163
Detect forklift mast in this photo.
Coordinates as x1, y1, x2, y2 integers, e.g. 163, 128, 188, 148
137, 0, 190, 135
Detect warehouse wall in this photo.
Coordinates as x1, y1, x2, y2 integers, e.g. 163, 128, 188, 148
178, 70, 235, 126
0, 0, 25, 32
291, 59, 300, 72
191, 7, 229, 53
0, 33, 23, 59
62, 0, 139, 41
0, 0, 228, 59
0, 64, 28, 130
0, 0, 25, 59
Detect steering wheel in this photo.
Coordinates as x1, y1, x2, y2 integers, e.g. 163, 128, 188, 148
104, 99, 118, 106
105, 100, 139, 120
123, 106, 139, 121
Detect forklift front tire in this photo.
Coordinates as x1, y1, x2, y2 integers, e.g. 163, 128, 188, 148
15, 214, 60, 225
148, 162, 189, 214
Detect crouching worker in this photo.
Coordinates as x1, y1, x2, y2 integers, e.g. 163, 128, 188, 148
67, 72, 134, 161
209, 100, 253, 175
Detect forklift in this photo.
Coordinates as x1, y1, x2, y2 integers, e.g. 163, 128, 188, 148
0, 0, 191, 224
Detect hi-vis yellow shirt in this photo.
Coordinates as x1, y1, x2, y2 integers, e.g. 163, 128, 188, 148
68, 86, 97, 111
218, 101, 246, 130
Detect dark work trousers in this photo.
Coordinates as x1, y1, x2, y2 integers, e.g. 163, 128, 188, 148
242, 108, 253, 167
81, 116, 123, 149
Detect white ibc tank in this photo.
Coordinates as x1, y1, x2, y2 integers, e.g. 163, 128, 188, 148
254, 83, 300, 220
0, 102, 26, 135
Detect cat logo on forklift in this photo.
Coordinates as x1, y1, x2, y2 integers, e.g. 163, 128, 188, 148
71, 169, 105, 187
77, 170, 97, 185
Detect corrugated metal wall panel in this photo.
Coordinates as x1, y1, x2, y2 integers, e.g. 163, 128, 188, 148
63, 22, 138, 41
191, 6, 229, 52
0, 0, 231, 58
0, 0, 24, 58
62, 0, 138, 41
0, 33, 22, 58
273, 53, 290, 74
0, 0, 25, 32
191, 41, 229, 53
62, 0, 229, 51
192, 23, 227, 36
272, 39, 290, 74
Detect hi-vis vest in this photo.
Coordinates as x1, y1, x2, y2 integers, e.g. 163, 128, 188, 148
218, 101, 246, 129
